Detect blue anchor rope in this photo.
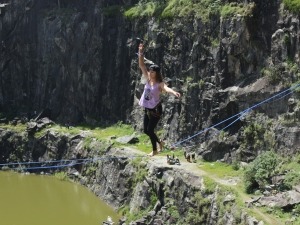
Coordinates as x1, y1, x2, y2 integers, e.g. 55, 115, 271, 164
14, 162, 87, 171
171, 82, 300, 147
0, 158, 89, 166
0, 155, 146, 171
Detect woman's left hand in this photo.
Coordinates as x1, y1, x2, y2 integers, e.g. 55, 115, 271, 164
174, 92, 181, 98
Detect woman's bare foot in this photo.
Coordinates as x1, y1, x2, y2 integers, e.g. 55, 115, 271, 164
158, 140, 164, 152
148, 150, 158, 156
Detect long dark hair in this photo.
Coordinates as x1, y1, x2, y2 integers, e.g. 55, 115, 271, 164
156, 72, 163, 83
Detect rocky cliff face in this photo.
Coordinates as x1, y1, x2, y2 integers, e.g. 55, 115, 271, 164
127, 0, 300, 161
1, 0, 300, 224
0, 0, 133, 124
1, 0, 299, 155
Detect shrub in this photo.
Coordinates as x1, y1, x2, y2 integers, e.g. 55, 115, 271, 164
283, 171, 300, 190
243, 122, 265, 149
244, 151, 280, 193
284, 0, 300, 13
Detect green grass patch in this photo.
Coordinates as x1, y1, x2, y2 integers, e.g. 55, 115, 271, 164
199, 161, 243, 178
124, 0, 221, 22
33, 128, 49, 138
0, 121, 153, 154
161, 0, 221, 21
130, 133, 150, 153
54, 171, 69, 181
124, 0, 254, 22
49, 124, 84, 135
124, 1, 162, 19
0, 123, 27, 132
220, 2, 255, 18
49, 122, 134, 141
90, 123, 135, 140
82, 136, 94, 151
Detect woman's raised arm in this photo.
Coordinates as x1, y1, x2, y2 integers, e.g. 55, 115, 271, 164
138, 44, 148, 79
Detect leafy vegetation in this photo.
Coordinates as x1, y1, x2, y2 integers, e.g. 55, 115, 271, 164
83, 164, 98, 177
262, 60, 300, 86
244, 151, 280, 193
280, 154, 300, 189
124, 0, 254, 22
120, 204, 146, 223
261, 66, 282, 84
166, 203, 180, 222
284, 0, 300, 13
186, 192, 210, 224
243, 122, 265, 148
240, 119, 276, 152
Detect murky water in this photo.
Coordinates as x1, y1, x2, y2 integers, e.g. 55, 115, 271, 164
0, 171, 120, 225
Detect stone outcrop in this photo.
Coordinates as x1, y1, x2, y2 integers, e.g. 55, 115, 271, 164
258, 189, 300, 208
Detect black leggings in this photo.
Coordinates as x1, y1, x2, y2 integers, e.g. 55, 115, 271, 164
144, 104, 162, 151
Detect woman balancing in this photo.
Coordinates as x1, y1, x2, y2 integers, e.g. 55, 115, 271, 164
138, 43, 181, 156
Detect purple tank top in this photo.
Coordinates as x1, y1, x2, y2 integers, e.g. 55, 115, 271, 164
139, 82, 161, 109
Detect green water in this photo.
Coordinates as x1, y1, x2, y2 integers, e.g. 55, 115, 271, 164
0, 171, 120, 225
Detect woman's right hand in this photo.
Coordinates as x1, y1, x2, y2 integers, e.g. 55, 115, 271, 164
139, 43, 144, 55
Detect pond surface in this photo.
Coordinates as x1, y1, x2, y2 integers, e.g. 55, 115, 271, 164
0, 171, 120, 225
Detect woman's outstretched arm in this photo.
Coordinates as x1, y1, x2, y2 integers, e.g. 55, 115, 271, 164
138, 44, 148, 79
161, 82, 181, 98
